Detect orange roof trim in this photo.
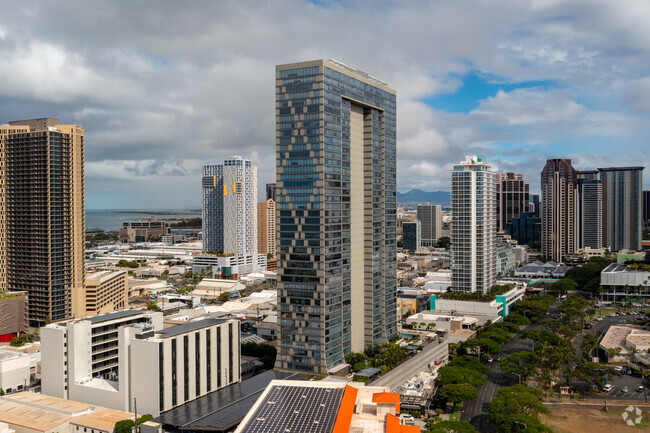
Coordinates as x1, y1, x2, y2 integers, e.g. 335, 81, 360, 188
386, 413, 420, 433
332, 385, 358, 433
372, 392, 400, 403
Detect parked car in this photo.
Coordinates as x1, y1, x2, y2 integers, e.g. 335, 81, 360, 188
622, 386, 629, 393
603, 384, 614, 392
487, 357, 494, 363
614, 366, 624, 372
637, 386, 645, 393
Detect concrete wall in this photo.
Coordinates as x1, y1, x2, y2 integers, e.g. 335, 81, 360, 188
0, 354, 30, 392
41, 325, 68, 398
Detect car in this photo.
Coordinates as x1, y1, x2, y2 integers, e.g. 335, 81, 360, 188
638, 386, 645, 393
495, 356, 501, 361
614, 366, 624, 372
622, 386, 629, 393
487, 357, 493, 363
603, 384, 614, 392
401, 415, 415, 422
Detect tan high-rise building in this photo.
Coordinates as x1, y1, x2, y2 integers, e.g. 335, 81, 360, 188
0, 118, 85, 324
541, 158, 577, 262
257, 198, 276, 258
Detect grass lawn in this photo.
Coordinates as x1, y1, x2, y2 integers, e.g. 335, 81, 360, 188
542, 407, 650, 432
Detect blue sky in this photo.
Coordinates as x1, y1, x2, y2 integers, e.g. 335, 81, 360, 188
1, 0, 649, 208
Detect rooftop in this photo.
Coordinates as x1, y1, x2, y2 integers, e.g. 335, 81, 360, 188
87, 309, 144, 324
71, 408, 134, 431
0, 392, 96, 432
155, 318, 227, 338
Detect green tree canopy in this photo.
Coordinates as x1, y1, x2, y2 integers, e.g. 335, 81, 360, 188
548, 278, 578, 296
448, 355, 490, 374
425, 420, 477, 433
575, 362, 619, 391
486, 385, 549, 431
499, 352, 539, 381
437, 366, 488, 387
440, 383, 479, 404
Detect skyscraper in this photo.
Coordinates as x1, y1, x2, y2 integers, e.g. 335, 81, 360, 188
541, 158, 577, 262
1, 118, 85, 324
402, 220, 421, 252
451, 156, 497, 293
257, 198, 276, 258
266, 183, 276, 201
275, 59, 397, 373
496, 172, 529, 232
417, 203, 442, 247
599, 166, 644, 252
202, 156, 258, 257
644, 190, 650, 229
576, 170, 602, 249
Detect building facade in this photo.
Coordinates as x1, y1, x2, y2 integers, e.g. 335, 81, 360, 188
118, 217, 169, 243
402, 220, 421, 252
451, 156, 496, 293
644, 190, 650, 229
41, 310, 241, 417
257, 199, 276, 258
202, 156, 258, 257
507, 212, 541, 247
266, 183, 276, 201
496, 173, 529, 233
83, 271, 128, 317
0, 291, 28, 343
576, 170, 602, 249
599, 167, 644, 252
416, 203, 441, 247
275, 59, 397, 373
1, 118, 85, 324
541, 158, 577, 262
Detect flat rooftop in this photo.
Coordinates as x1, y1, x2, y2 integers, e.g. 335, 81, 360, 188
155, 318, 227, 338
87, 309, 144, 323
0, 392, 94, 432
71, 408, 133, 431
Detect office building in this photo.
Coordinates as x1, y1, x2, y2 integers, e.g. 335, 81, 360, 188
576, 170, 602, 249
451, 156, 497, 293
118, 217, 169, 243
541, 158, 577, 262
83, 270, 128, 317
530, 194, 540, 219
0, 291, 28, 343
1, 118, 85, 324
275, 59, 397, 373
265, 183, 276, 201
257, 198, 276, 258
599, 166, 644, 252
643, 189, 650, 229
202, 157, 258, 257
402, 220, 421, 252
496, 172, 529, 232
41, 310, 241, 417
507, 212, 541, 247
417, 203, 442, 247
496, 240, 516, 276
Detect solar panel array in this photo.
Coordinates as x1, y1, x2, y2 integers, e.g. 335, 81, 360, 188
239, 385, 345, 433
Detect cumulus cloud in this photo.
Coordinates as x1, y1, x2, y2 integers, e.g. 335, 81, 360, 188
0, 0, 649, 207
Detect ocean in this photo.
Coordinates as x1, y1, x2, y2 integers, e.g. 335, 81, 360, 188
86, 209, 201, 231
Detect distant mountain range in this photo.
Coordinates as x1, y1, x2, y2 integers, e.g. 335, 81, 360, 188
397, 189, 451, 205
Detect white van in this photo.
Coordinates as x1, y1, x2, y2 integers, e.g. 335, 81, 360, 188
603, 384, 613, 392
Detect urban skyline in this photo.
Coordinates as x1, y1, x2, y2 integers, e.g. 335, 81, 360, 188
2, 2, 650, 209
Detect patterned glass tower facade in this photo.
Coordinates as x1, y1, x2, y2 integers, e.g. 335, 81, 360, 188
541, 158, 577, 262
599, 166, 644, 252
275, 60, 397, 373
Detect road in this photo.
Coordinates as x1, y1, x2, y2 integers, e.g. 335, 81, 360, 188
372, 337, 449, 391
461, 302, 561, 432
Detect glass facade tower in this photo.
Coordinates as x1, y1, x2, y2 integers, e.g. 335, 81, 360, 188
275, 60, 397, 373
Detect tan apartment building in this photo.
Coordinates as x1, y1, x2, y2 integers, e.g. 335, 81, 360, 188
83, 270, 128, 317
257, 198, 276, 258
0, 119, 85, 325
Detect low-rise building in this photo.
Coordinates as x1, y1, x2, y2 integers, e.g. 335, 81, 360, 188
234, 381, 419, 433
119, 217, 169, 243
0, 392, 132, 433
600, 263, 650, 302
428, 285, 525, 318
496, 240, 516, 277
600, 325, 650, 363
397, 293, 430, 316
192, 254, 267, 276
0, 291, 28, 343
0, 350, 30, 394
422, 270, 452, 293
41, 310, 241, 416
83, 270, 128, 317
514, 261, 568, 279
193, 278, 246, 300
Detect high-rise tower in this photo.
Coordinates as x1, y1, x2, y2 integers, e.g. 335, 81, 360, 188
496, 173, 530, 233
1, 118, 85, 324
576, 170, 602, 249
450, 156, 497, 293
541, 158, 577, 262
417, 203, 441, 247
202, 156, 258, 257
599, 166, 644, 252
257, 198, 276, 258
275, 59, 397, 373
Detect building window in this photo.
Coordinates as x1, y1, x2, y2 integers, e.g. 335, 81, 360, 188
171, 339, 177, 406
206, 329, 211, 392
228, 323, 233, 383
195, 332, 201, 397
217, 328, 222, 388
159, 343, 164, 412
183, 335, 189, 401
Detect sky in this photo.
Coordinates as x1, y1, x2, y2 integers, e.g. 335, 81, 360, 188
1, 0, 649, 209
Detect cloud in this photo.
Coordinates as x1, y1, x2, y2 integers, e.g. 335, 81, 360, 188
0, 0, 649, 207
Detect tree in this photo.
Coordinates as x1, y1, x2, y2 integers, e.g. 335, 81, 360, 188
549, 278, 578, 297
436, 236, 451, 249
437, 366, 488, 387
504, 313, 531, 325
500, 414, 553, 433
448, 355, 490, 374
575, 362, 619, 391
217, 292, 231, 303
145, 303, 161, 312
486, 385, 549, 432
425, 420, 477, 433
440, 383, 478, 404
115, 414, 154, 433
499, 352, 539, 382
539, 318, 561, 333
241, 342, 277, 370
580, 332, 600, 360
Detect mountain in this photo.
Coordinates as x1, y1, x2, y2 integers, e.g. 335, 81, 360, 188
397, 189, 451, 205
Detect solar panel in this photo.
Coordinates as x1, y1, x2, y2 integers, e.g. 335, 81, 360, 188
239, 385, 345, 433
